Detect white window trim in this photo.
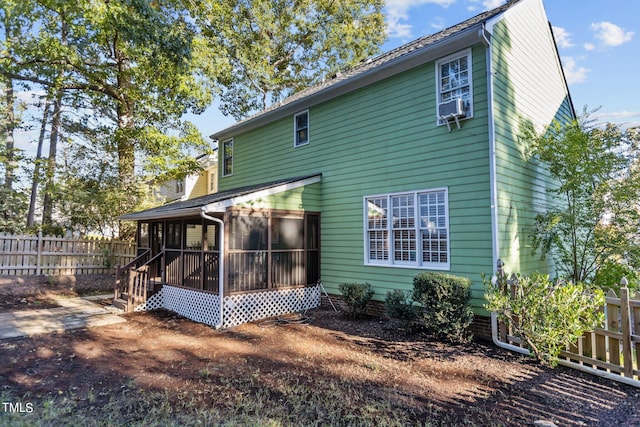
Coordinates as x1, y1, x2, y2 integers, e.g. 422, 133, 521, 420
222, 138, 233, 177
363, 188, 450, 270
436, 49, 473, 126
294, 110, 310, 147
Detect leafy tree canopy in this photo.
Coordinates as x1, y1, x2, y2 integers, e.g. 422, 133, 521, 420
524, 111, 640, 283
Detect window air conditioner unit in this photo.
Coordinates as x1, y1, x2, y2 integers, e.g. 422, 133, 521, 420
438, 98, 466, 131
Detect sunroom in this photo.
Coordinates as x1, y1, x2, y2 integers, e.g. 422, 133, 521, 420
115, 174, 322, 328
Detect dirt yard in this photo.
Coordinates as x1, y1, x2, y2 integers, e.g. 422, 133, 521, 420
1, 276, 639, 426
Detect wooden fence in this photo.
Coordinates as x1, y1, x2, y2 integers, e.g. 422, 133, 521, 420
0, 232, 136, 276
496, 272, 640, 388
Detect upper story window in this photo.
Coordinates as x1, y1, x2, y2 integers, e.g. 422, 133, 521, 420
222, 139, 233, 177
364, 188, 450, 270
175, 180, 184, 194
294, 110, 309, 147
436, 50, 473, 125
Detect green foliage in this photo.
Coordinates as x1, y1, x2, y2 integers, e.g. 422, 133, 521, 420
190, 0, 386, 119
412, 272, 474, 343
339, 282, 374, 319
593, 261, 640, 294
0, 184, 28, 233
485, 272, 605, 366
384, 289, 416, 327
523, 112, 640, 282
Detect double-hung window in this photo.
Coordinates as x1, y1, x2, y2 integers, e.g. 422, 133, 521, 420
222, 138, 233, 177
436, 49, 473, 124
365, 188, 450, 269
294, 110, 309, 147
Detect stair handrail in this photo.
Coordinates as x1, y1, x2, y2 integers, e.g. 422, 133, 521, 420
115, 249, 151, 300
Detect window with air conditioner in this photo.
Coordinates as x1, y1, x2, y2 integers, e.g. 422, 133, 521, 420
436, 49, 473, 125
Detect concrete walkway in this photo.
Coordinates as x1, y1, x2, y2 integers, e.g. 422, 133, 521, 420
0, 295, 126, 340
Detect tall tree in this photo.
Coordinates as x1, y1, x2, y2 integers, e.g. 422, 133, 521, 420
525, 112, 640, 282
192, 0, 386, 119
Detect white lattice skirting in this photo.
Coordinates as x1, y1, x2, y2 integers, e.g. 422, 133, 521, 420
222, 286, 320, 328
135, 285, 320, 329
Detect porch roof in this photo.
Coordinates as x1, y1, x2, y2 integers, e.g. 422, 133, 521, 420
120, 173, 322, 221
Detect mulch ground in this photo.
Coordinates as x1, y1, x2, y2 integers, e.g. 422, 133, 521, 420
1, 275, 639, 426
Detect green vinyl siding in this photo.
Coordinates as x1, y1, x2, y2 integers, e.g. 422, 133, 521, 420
233, 182, 322, 212
219, 43, 494, 311
490, 0, 574, 276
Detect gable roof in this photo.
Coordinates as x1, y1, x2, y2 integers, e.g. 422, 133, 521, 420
211, 0, 521, 141
120, 173, 322, 221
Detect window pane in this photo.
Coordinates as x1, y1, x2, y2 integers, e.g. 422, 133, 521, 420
420, 191, 448, 264
392, 195, 415, 228
368, 230, 388, 261
223, 139, 233, 176
367, 197, 387, 229
393, 229, 416, 262
295, 112, 309, 146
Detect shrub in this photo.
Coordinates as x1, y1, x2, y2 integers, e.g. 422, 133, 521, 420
384, 289, 416, 328
412, 272, 473, 343
484, 273, 605, 366
339, 282, 374, 319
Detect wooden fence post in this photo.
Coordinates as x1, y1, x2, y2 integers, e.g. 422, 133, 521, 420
36, 231, 43, 276
619, 278, 633, 378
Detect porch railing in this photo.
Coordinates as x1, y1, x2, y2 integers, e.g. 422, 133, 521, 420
114, 249, 164, 312
228, 250, 307, 293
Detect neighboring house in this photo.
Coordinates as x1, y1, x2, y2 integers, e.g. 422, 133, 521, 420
119, 0, 573, 336
153, 153, 218, 203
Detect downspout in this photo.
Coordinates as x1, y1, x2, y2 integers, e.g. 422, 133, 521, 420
480, 25, 527, 353
201, 208, 224, 329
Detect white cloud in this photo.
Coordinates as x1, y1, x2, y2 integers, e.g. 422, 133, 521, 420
583, 42, 595, 51
590, 21, 634, 47
561, 56, 589, 84
385, 0, 456, 39
482, 0, 505, 9
593, 111, 640, 129
430, 16, 446, 31
552, 26, 573, 49
466, 0, 505, 12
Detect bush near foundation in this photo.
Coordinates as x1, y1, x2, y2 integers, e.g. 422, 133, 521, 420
412, 272, 474, 343
384, 289, 416, 329
339, 282, 374, 319
485, 272, 605, 366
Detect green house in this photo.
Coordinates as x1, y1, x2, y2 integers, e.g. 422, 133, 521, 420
119, 0, 572, 336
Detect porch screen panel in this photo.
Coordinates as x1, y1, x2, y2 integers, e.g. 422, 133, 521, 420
183, 222, 203, 289
138, 222, 149, 256
204, 223, 220, 292
229, 215, 268, 292
306, 214, 320, 285
271, 217, 304, 288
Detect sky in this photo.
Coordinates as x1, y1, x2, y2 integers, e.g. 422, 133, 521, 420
192, 0, 640, 138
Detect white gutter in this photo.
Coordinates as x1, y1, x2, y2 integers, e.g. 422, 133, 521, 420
200, 209, 224, 329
